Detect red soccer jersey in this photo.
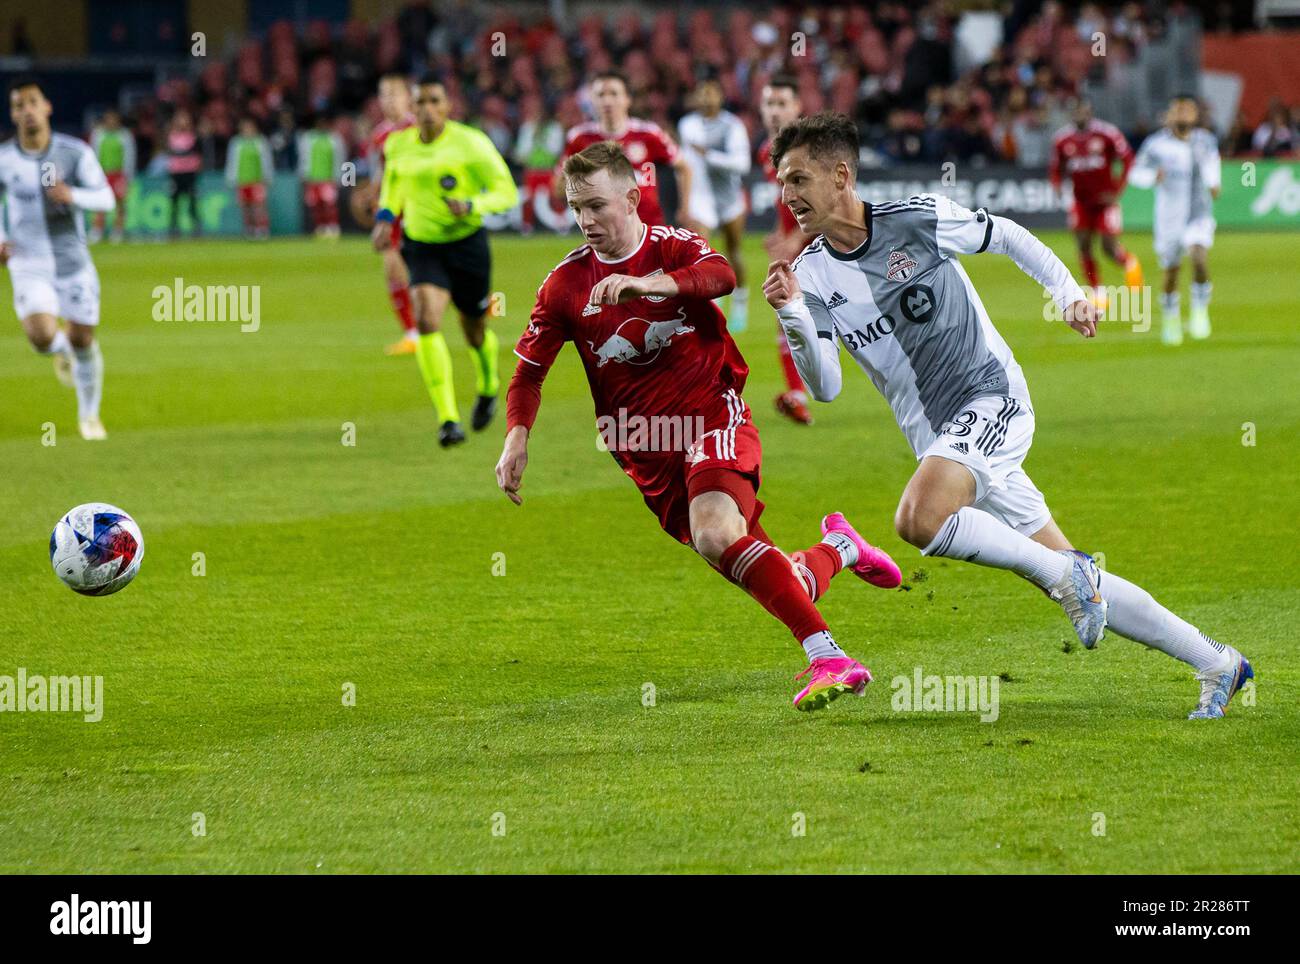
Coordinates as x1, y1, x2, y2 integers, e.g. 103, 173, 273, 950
560, 119, 679, 225
1049, 119, 1133, 207
513, 225, 746, 474
367, 115, 414, 175
758, 136, 799, 235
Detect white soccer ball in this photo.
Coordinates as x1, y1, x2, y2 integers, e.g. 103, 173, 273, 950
49, 503, 144, 596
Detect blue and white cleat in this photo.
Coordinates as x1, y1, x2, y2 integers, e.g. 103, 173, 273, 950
1189, 652, 1254, 719
1048, 549, 1107, 648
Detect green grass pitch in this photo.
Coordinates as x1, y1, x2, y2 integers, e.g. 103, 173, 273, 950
0, 230, 1296, 874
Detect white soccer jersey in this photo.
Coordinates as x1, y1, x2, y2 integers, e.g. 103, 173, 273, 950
677, 110, 750, 226
780, 193, 1085, 459
1128, 127, 1220, 231
0, 133, 113, 278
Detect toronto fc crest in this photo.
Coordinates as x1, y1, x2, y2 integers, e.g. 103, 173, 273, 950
887, 248, 918, 282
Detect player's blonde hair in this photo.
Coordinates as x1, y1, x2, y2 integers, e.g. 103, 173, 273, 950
563, 141, 637, 191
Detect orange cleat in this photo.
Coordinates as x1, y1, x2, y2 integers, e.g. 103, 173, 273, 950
1124, 254, 1144, 290
385, 336, 418, 356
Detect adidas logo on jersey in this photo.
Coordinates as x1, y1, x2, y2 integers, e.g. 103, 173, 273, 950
949, 441, 969, 454
582, 302, 602, 316
826, 291, 848, 310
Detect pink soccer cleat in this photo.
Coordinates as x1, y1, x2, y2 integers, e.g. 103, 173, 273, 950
793, 656, 873, 712
821, 512, 902, 589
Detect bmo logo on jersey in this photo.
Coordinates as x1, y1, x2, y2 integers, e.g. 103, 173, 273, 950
586, 307, 695, 368
900, 283, 936, 324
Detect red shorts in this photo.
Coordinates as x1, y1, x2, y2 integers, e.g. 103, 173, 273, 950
106, 171, 128, 201
237, 183, 267, 206
304, 181, 338, 206
613, 388, 765, 545
1069, 201, 1122, 235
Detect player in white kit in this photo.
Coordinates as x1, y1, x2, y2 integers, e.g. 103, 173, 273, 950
1, 78, 114, 440
762, 113, 1252, 720
1126, 95, 1221, 346
678, 77, 751, 332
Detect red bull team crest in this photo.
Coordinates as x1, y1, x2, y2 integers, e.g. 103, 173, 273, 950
585, 307, 696, 368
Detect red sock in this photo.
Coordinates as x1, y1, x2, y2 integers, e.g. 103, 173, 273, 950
776, 328, 803, 393
1080, 250, 1100, 288
719, 535, 828, 642
790, 543, 843, 602
388, 282, 416, 332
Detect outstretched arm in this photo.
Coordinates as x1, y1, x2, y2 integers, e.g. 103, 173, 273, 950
497, 360, 546, 505
764, 261, 843, 402
985, 215, 1096, 337
499, 291, 568, 504
931, 193, 1096, 338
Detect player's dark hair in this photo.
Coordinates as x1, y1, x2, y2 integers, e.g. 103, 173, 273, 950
563, 140, 637, 189
417, 72, 447, 90
591, 70, 630, 93
766, 73, 799, 95
7, 75, 44, 98
1171, 92, 1198, 104
771, 111, 859, 174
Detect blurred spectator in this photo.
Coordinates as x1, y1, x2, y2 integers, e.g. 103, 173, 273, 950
226, 117, 274, 239
298, 113, 345, 237
1252, 102, 1298, 158
165, 111, 203, 237
513, 99, 564, 233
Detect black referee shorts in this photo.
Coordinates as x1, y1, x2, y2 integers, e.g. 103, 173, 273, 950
401, 229, 493, 317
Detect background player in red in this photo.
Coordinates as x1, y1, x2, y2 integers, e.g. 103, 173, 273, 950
554, 70, 699, 233
1050, 98, 1144, 307
757, 74, 814, 426
364, 74, 418, 355
496, 142, 900, 712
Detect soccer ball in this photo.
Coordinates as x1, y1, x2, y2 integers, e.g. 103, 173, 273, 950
49, 503, 144, 596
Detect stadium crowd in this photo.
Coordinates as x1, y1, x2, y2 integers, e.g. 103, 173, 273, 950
71, 1, 1293, 189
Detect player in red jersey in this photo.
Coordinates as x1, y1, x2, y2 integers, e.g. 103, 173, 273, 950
497, 142, 900, 711
554, 70, 699, 232
364, 74, 418, 355
756, 74, 814, 426
1049, 99, 1144, 306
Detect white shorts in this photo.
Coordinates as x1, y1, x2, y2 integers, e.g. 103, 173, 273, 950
920, 394, 1051, 536
688, 191, 746, 232
1154, 216, 1215, 269
11, 266, 101, 326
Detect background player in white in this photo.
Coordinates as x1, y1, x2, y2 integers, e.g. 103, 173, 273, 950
1126, 94, 1221, 346
1, 77, 114, 440
763, 113, 1252, 720
678, 76, 752, 332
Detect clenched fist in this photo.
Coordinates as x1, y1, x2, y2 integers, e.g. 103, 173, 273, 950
763, 260, 802, 310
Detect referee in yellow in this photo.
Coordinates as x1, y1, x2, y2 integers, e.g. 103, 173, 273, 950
374, 75, 519, 447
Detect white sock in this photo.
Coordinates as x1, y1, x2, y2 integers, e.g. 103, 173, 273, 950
820, 530, 859, 569
1100, 571, 1231, 672
1161, 291, 1180, 318
801, 630, 845, 662
732, 286, 748, 309
71, 341, 103, 421
923, 506, 1069, 589
1191, 281, 1212, 310
39, 329, 71, 356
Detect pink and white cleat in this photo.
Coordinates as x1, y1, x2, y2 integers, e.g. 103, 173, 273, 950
793, 656, 873, 712
821, 512, 902, 589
